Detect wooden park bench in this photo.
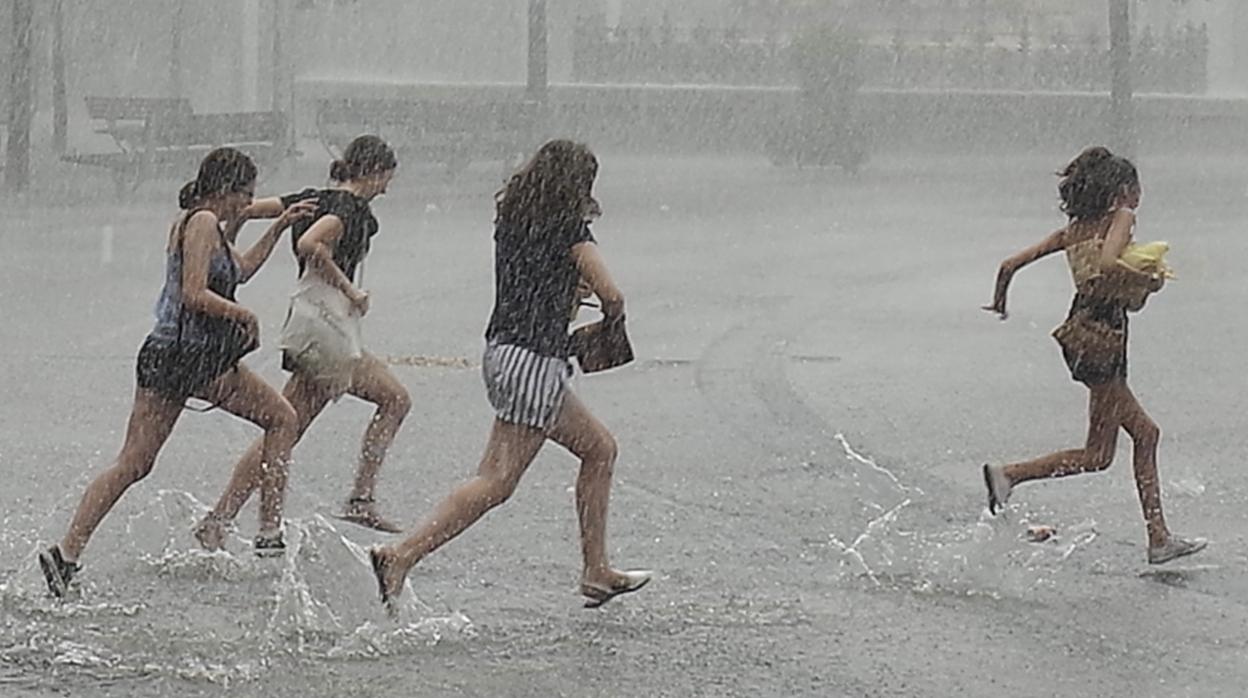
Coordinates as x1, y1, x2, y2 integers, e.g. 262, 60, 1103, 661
314, 95, 537, 176
63, 96, 292, 195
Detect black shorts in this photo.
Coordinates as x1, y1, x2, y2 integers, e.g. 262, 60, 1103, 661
135, 335, 247, 400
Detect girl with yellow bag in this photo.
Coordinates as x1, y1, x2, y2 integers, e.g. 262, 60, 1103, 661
980, 147, 1205, 565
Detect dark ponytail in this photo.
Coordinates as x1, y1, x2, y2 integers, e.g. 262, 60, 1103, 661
329, 158, 353, 182
330, 135, 397, 182
179, 147, 258, 209
1057, 146, 1139, 221
178, 180, 201, 210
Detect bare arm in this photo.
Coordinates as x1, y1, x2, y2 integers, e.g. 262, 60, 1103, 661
1098, 208, 1135, 269
571, 241, 624, 320
180, 212, 254, 324
983, 227, 1068, 320
220, 196, 290, 241
296, 214, 368, 307
236, 199, 317, 282
240, 196, 289, 221
1100, 208, 1164, 292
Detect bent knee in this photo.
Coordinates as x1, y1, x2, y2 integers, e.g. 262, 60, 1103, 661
480, 477, 519, 509
113, 455, 157, 485
386, 387, 412, 418
1086, 449, 1115, 472
267, 400, 299, 434
584, 430, 618, 466
1135, 420, 1161, 445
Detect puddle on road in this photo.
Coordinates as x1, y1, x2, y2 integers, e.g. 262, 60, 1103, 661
0, 491, 474, 691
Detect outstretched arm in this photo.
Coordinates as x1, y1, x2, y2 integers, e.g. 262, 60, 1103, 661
983, 227, 1068, 320
240, 196, 293, 221
237, 199, 317, 282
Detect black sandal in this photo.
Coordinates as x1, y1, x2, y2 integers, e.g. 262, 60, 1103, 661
369, 547, 399, 617
581, 570, 653, 609
38, 545, 80, 599
335, 497, 403, 534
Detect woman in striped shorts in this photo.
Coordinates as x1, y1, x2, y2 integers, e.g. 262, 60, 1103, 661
368, 140, 651, 610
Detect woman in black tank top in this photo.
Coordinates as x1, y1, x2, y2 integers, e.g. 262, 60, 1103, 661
38, 148, 316, 597
195, 135, 412, 542
980, 147, 1205, 565
369, 140, 651, 612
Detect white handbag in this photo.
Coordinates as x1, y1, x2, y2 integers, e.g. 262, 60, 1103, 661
278, 269, 364, 396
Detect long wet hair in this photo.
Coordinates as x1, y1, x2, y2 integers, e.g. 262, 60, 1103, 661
330, 134, 398, 182
179, 147, 257, 209
496, 140, 600, 228
1057, 146, 1139, 221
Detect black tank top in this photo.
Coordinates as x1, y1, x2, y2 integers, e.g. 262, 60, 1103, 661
282, 188, 379, 282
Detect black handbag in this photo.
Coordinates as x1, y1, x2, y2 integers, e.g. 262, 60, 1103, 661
570, 316, 634, 374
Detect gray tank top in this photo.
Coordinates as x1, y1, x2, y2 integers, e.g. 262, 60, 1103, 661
149, 211, 242, 344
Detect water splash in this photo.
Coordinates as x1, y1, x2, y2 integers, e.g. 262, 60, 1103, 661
828, 498, 912, 587
0, 490, 475, 691
834, 432, 924, 496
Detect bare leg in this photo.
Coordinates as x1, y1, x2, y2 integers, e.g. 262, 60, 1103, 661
1003, 382, 1122, 486
344, 353, 411, 503
545, 391, 624, 588
59, 388, 184, 561
200, 366, 299, 534
373, 419, 546, 596
205, 372, 329, 524
1116, 384, 1169, 549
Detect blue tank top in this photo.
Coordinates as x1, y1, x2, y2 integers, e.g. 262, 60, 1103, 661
149, 212, 242, 344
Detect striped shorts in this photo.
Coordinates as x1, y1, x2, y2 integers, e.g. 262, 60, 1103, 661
482, 342, 573, 430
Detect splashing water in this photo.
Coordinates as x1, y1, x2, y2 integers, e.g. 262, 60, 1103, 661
0, 490, 474, 691
823, 435, 1109, 598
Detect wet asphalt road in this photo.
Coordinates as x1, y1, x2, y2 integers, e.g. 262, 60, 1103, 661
3, 150, 1248, 697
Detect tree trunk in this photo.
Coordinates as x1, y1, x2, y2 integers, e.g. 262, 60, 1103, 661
527, 0, 548, 102
1108, 0, 1134, 156
5, 0, 34, 192
51, 0, 67, 155
170, 0, 184, 99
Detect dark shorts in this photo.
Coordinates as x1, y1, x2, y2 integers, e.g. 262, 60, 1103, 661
1061, 344, 1127, 385
135, 335, 246, 400
1058, 294, 1128, 386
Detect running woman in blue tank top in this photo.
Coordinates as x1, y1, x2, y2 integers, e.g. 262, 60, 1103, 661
38, 148, 317, 597
194, 136, 411, 543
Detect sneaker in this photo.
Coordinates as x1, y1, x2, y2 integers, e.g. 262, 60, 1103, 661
38, 545, 79, 599
982, 464, 1012, 515
193, 514, 230, 552
1148, 536, 1208, 565
253, 530, 286, 558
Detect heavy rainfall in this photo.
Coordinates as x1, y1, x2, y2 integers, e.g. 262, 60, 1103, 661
1, 1, 1247, 696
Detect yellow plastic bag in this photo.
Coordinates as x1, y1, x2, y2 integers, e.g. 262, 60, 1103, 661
1118, 241, 1175, 279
